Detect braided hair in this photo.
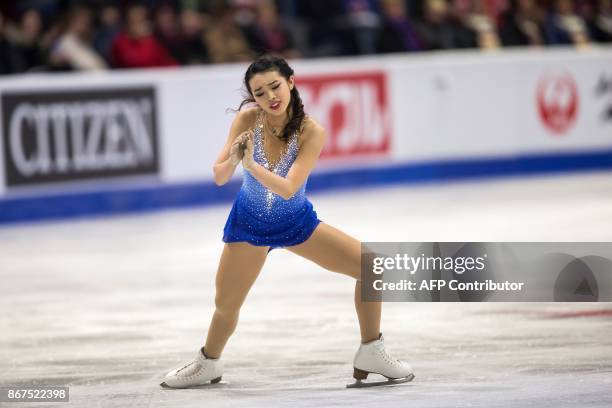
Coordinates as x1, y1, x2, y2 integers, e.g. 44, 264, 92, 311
238, 54, 306, 143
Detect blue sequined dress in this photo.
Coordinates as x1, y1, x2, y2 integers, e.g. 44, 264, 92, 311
222, 109, 321, 250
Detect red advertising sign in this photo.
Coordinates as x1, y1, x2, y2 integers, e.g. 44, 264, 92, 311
536, 73, 579, 135
296, 71, 391, 159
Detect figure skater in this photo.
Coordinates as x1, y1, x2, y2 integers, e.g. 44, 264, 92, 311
161, 55, 414, 389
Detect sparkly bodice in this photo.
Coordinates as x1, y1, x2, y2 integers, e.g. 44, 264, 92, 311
238, 109, 307, 221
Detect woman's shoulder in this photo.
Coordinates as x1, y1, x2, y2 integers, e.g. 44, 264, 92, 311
298, 115, 326, 148
235, 105, 261, 131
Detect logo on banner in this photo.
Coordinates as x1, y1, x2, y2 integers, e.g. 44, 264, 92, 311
296, 71, 390, 159
536, 73, 579, 135
595, 74, 612, 124
1, 87, 160, 187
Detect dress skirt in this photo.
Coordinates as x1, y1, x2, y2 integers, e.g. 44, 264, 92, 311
222, 195, 321, 250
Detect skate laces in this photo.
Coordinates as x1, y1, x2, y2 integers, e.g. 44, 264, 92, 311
375, 342, 403, 367
176, 361, 201, 376
176, 352, 207, 377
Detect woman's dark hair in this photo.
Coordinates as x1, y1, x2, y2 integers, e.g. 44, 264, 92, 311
238, 54, 305, 143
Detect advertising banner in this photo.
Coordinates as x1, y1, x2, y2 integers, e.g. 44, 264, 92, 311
1, 49, 612, 222
1, 87, 160, 187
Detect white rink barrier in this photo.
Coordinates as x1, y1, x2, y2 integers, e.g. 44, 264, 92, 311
1, 47, 611, 223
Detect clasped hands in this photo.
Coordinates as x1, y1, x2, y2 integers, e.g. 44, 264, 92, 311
230, 131, 255, 170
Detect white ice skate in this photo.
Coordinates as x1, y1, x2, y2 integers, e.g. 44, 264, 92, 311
347, 333, 415, 388
160, 348, 223, 389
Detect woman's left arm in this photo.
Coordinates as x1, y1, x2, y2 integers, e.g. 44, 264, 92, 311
244, 121, 326, 200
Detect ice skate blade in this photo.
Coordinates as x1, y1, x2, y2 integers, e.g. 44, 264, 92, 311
160, 376, 224, 389
346, 373, 415, 388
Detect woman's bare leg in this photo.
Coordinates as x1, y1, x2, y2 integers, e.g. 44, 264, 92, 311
204, 242, 269, 358
287, 222, 381, 343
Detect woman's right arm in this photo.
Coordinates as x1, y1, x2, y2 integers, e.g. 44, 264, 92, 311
212, 108, 254, 186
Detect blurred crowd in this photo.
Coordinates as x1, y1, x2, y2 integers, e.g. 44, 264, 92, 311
1, 0, 611, 75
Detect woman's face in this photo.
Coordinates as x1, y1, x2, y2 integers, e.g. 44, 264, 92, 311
248, 70, 294, 117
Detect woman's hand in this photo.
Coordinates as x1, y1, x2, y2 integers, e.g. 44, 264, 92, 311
241, 132, 255, 171
229, 131, 250, 166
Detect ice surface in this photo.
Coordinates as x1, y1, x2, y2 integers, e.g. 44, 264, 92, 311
1, 172, 611, 407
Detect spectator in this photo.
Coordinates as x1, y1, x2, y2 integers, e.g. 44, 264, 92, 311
339, 0, 382, 55
228, 0, 258, 27
50, 6, 107, 71
499, 0, 546, 47
178, 7, 210, 64
154, 3, 191, 63
544, 0, 591, 46
1, 12, 27, 74
7, 8, 47, 72
202, 3, 254, 63
415, 0, 476, 50
377, 0, 423, 53
273, 0, 310, 55
586, 0, 612, 42
0, 0, 608, 77
111, 4, 179, 69
300, 0, 345, 57
244, 0, 300, 58
456, 0, 501, 49
94, 5, 122, 64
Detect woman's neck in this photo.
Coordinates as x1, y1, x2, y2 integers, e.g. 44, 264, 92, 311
265, 106, 291, 128
266, 113, 288, 127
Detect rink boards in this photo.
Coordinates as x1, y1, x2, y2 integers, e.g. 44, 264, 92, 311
0, 47, 611, 223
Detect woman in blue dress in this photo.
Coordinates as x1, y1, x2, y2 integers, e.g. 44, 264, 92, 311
161, 55, 413, 389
